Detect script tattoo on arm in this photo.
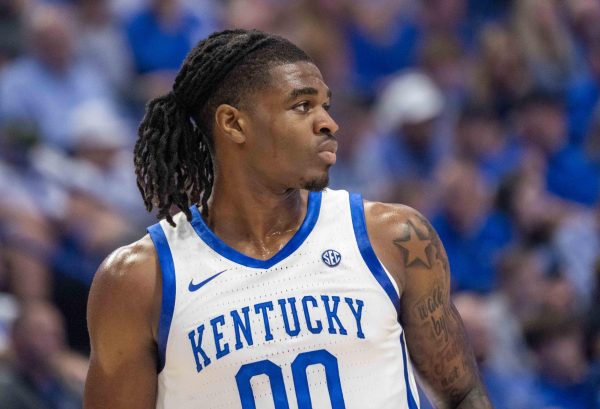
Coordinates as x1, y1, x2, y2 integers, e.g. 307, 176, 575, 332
395, 213, 491, 409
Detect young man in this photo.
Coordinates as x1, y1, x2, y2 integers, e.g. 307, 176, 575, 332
84, 29, 491, 409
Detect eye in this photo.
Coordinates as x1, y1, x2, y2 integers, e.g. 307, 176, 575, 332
293, 102, 310, 113
323, 103, 331, 112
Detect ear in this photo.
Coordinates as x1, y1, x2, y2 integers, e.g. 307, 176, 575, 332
214, 104, 246, 144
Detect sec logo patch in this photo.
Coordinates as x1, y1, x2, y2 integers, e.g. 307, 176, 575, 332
321, 249, 342, 267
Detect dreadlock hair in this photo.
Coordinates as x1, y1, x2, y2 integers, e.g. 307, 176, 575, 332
134, 29, 312, 226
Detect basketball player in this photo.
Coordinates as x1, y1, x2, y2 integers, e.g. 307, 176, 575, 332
84, 30, 492, 408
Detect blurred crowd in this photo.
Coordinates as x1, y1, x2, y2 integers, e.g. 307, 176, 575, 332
0, 0, 600, 408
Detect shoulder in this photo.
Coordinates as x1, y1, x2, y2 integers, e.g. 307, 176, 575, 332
92, 234, 157, 291
88, 234, 160, 340
363, 199, 430, 243
362, 200, 436, 294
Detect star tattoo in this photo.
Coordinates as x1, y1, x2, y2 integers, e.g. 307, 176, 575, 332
394, 220, 432, 268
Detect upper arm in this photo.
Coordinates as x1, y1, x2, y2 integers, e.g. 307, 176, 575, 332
365, 202, 489, 408
84, 236, 161, 409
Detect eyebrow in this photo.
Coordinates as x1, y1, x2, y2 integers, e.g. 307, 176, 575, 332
288, 87, 332, 101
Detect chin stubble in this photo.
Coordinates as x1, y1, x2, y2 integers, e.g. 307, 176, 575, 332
303, 173, 329, 192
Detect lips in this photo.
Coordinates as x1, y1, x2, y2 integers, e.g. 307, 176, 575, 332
318, 139, 338, 165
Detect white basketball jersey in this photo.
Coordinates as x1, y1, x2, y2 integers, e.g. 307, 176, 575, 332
147, 189, 420, 409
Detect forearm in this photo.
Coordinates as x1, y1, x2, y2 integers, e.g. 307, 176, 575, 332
454, 382, 492, 409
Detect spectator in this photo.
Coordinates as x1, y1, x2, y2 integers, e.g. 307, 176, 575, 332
75, 0, 134, 97
565, 0, 600, 46
343, 0, 420, 97
453, 104, 521, 185
470, 23, 533, 119
512, 0, 578, 94
223, 0, 283, 33
419, 0, 476, 50
270, 0, 351, 92
0, 301, 87, 409
0, 4, 114, 150
419, 34, 469, 109
495, 154, 567, 246
431, 160, 513, 292
357, 70, 445, 200
487, 247, 548, 375
125, 0, 215, 102
65, 100, 140, 218
454, 292, 541, 409
514, 91, 600, 206
525, 313, 597, 409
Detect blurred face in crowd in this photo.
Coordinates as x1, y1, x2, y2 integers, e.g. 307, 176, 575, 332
518, 101, 567, 154
420, 36, 465, 92
480, 26, 527, 90
29, 9, 74, 72
499, 250, 546, 320
350, 0, 405, 36
78, 0, 111, 25
456, 114, 504, 159
542, 273, 578, 315
422, 0, 466, 29
12, 302, 66, 372
536, 329, 587, 384
399, 119, 436, 152
153, 0, 180, 20
567, 0, 600, 42
440, 161, 491, 234
522, 0, 562, 31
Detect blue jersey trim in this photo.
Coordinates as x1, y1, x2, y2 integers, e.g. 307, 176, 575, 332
349, 193, 400, 313
147, 223, 177, 373
189, 191, 322, 269
400, 332, 419, 409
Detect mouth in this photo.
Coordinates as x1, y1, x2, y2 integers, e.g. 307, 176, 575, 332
318, 139, 338, 165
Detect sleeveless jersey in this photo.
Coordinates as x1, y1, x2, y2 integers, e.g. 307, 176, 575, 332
147, 189, 420, 409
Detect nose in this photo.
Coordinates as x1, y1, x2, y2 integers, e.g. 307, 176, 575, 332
315, 109, 339, 136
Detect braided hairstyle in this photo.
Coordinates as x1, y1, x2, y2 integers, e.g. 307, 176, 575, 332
134, 29, 312, 226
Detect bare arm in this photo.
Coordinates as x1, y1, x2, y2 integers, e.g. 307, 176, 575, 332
84, 236, 161, 409
365, 202, 491, 409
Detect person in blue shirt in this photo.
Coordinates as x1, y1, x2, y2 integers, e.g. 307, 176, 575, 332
125, 0, 209, 75
515, 91, 600, 206
525, 314, 597, 409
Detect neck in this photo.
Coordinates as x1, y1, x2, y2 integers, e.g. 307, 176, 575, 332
205, 176, 309, 260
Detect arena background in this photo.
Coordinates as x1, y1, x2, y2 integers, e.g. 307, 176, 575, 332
1, 0, 600, 408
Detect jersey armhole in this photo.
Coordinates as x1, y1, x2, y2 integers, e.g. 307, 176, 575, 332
348, 193, 401, 315
147, 223, 176, 374
349, 194, 419, 408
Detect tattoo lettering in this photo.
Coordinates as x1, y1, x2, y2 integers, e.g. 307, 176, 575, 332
440, 337, 461, 362
414, 285, 449, 343
441, 366, 460, 388
416, 286, 443, 320
393, 220, 432, 268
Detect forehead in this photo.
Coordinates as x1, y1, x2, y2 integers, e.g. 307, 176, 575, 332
265, 61, 329, 99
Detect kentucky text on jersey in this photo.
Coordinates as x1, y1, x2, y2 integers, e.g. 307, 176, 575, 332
188, 295, 365, 373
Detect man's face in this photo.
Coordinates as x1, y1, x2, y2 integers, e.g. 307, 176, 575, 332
240, 61, 339, 191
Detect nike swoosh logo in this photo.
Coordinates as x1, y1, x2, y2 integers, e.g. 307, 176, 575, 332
188, 270, 227, 292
